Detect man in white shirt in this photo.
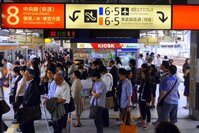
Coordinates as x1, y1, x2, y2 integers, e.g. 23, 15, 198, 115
154, 54, 162, 70
100, 66, 113, 93
2, 59, 13, 71
29, 52, 37, 61
53, 73, 70, 133
138, 54, 145, 69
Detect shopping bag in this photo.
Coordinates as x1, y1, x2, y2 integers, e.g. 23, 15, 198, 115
120, 114, 136, 133
120, 124, 136, 133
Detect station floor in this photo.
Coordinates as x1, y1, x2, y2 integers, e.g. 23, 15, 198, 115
2, 83, 199, 133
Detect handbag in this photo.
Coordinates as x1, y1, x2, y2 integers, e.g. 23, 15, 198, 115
63, 86, 75, 113
0, 100, 10, 114
67, 96, 75, 113
20, 104, 42, 123
158, 79, 178, 107
120, 115, 137, 133
89, 98, 103, 119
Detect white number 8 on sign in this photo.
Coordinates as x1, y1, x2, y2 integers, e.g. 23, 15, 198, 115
7, 6, 19, 25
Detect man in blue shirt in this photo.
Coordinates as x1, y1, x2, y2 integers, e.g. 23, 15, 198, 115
118, 68, 132, 125
159, 65, 180, 123
90, 70, 106, 133
153, 61, 170, 125
46, 67, 57, 127
47, 68, 57, 99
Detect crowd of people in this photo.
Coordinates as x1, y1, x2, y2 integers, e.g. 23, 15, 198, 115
0, 50, 194, 133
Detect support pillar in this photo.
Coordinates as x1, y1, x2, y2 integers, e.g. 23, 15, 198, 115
189, 31, 199, 120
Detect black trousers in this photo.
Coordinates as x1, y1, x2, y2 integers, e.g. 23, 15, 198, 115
0, 114, 8, 133
94, 107, 104, 133
13, 96, 23, 122
21, 121, 35, 133
139, 100, 151, 123
53, 114, 68, 133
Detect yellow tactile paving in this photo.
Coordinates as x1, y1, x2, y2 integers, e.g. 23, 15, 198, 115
5, 124, 18, 133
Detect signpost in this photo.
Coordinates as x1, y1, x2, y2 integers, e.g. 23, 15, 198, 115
1, 4, 199, 30
66, 4, 171, 29
2, 4, 65, 28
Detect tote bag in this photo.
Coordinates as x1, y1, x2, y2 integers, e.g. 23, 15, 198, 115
120, 115, 136, 133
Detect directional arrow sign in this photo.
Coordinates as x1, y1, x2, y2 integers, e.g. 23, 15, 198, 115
66, 4, 171, 29
157, 11, 168, 23
69, 10, 81, 22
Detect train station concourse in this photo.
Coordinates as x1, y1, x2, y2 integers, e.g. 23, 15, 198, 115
1, 0, 199, 133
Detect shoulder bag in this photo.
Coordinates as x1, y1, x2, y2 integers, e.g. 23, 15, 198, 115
67, 95, 75, 113
0, 100, 10, 114
89, 98, 104, 119
65, 89, 75, 113
158, 79, 178, 107
20, 90, 41, 123
20, 104, 42, 123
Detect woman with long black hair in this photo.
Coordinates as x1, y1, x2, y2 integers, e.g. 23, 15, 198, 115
138, 70, 152, 129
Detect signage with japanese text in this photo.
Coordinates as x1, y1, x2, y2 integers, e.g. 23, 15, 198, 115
2, 4, 65, 29
2, 4, 199, 30
66, 4, 171, 29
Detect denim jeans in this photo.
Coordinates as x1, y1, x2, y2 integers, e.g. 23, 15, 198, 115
159, 102, 178, 123
94, 107, 103, 133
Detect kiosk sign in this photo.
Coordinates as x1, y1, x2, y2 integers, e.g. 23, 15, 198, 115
66, 4, 171, 29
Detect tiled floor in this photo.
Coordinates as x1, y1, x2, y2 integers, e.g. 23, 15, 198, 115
2, 83, 199, 133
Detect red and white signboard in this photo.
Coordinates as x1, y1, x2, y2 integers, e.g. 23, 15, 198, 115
91, 43, 121, 49
77, 43, 142, 49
